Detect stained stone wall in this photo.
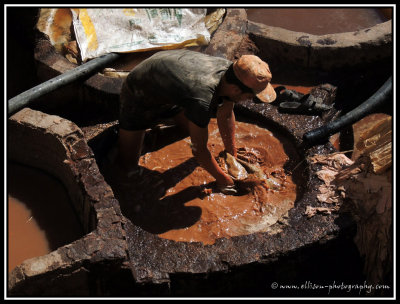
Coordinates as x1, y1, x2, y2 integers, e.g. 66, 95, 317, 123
8, 108, 128, 296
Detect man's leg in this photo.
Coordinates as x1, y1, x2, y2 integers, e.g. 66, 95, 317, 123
172, 111, 190, 135
116, 128, 146, 174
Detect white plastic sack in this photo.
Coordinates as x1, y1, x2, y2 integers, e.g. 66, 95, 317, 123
71, 8, 211, 61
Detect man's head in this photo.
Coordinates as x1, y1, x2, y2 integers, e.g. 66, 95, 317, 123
222, 55, 276, 103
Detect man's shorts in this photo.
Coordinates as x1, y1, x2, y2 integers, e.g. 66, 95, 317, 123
119, 81, 182, 131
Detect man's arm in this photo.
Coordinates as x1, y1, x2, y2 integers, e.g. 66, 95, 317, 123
216, 100, 237, 157
188, 120, 234, 187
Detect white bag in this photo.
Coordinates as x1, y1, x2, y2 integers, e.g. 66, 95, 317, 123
71, 8, 212, 61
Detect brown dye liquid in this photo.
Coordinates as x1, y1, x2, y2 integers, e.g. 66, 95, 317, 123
246, 8, 389, 35
7, 162, 83, 273
8, 196, 51, 273
104, 119, 298, 245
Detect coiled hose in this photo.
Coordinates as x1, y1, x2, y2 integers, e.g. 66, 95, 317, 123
303, 76, 392, 147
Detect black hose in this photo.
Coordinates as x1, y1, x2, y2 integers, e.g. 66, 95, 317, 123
7, 52, 121, 116
303, 76, 392, 147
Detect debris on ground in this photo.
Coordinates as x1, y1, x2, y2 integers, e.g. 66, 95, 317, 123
309, 152, 354, 206
306, 115, 392, 288
304, 205, 338, 218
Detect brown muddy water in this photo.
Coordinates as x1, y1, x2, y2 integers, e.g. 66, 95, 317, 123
102, 119, 299, 245
7, 162, 84, 273
246, 8, 389, 35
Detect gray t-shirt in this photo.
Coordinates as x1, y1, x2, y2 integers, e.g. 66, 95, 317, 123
123, 49, 232, 128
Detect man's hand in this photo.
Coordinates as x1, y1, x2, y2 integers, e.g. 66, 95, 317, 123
188, 120, 236, 191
